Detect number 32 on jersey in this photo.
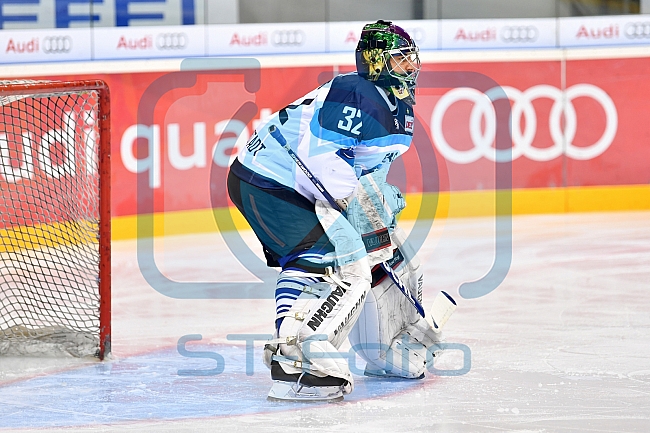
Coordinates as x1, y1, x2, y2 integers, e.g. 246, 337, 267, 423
338, 106, 362, 136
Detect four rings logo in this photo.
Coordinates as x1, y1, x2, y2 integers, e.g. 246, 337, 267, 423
431, 84, 618, 163
271, 30, 305, 46
624, 22, 650, 39
156, 33, 187, 50
500, 26, 538, 43
43, 36, 72, 54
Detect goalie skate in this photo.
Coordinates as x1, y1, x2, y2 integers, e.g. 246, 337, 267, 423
267, 380, 345, 402
267, 360, 347, 402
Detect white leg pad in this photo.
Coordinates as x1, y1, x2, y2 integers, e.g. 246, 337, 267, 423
275, 257, 371, 394
349, 225, 448, 379
358, 316, 444, 379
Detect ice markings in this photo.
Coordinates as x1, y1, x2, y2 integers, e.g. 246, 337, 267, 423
0, 345, 422, 428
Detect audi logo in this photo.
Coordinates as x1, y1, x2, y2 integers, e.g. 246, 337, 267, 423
43, 36, 72, 54
500, 26, 538, 43
624, 22, 650, 39
431, 84, 618, 163
271, 30, 305, 46
156, 33, 188, 50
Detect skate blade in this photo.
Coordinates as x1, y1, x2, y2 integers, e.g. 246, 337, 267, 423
364, 368, 425, 380
267, 381, 344, 402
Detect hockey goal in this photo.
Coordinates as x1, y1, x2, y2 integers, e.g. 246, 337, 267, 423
0, 80, 110, 359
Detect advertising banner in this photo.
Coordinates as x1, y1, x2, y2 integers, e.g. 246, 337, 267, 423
440, 18, 557, 50
2, 16, 650, 63
0, 27, 92, 63
93, 25, 206, 60
207, 23, 327, 56
559, 15, 650, 47
0, 0, 200, 29
7, 55, 645, 218
564, 57, 650, 187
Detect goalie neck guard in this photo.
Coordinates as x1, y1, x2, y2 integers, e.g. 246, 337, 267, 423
355, 20, 420, 106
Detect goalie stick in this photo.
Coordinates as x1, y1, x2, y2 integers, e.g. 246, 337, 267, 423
428, 290, 457, 331
267, 125, 452, 323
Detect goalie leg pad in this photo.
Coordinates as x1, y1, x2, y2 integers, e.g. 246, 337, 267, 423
275, 269, 327, 330
273, 257, 371, 394
354, 315, 443, 379
350, 237, 442, 378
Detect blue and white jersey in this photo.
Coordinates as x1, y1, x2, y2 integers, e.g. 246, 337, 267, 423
236, 73, 415, 202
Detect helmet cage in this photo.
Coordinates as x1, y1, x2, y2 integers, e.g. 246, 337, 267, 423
384, 46, 420, 86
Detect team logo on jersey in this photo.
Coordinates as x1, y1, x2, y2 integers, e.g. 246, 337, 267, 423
404, 115, 414, 133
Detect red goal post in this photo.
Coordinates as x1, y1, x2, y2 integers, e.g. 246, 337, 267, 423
0, 79, 111, 359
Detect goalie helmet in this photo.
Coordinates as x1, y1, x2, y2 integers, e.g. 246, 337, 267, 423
356, 20, 421, 105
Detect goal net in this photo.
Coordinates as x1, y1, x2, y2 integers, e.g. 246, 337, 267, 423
0, 80, 111, 359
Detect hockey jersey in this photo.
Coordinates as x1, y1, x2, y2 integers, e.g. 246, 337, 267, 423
236, 73, 415, 203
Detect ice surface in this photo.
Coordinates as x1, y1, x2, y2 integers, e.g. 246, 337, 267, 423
1, 211, 649, 432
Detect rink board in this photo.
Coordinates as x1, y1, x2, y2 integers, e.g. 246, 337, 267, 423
2, 47, 650, 238
111, 184, 650, 240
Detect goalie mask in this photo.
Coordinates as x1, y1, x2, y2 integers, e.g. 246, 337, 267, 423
356, 20, 421, 105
